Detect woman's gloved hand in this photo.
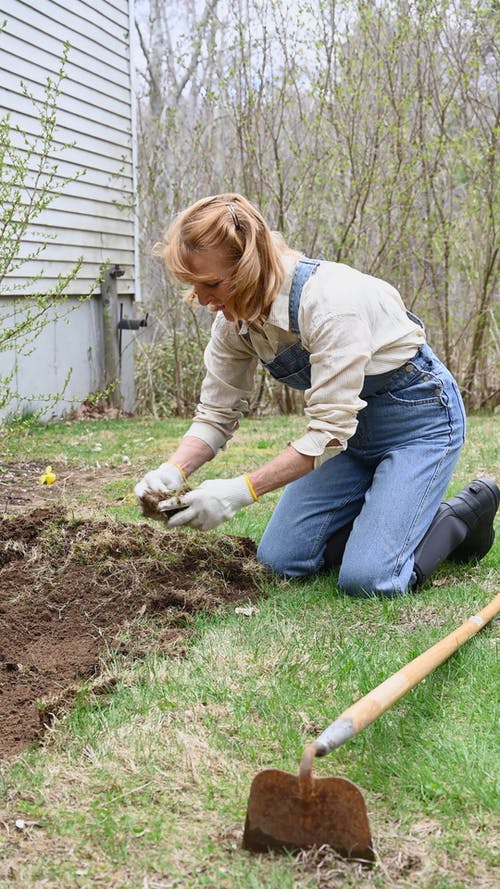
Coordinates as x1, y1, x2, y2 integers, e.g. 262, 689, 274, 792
134, 462, 186, 500
159, 475, 258, 531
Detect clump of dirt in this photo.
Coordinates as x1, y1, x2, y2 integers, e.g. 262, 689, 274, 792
0, 506, 261, 758
139, 486, 191, 520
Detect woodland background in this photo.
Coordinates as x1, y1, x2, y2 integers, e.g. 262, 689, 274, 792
133, 0, 498, 417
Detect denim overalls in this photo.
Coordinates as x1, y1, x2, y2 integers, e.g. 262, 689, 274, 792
256, 259, 467, 597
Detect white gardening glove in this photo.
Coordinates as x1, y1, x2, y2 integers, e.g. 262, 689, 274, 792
134, 462, 186, 500
159, 475, 258, 531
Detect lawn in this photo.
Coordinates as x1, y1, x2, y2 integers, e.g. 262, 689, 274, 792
0, 412, 498, 888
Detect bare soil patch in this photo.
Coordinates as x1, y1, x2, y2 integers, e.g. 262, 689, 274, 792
0, 462, 260, 758
0, 458, 134, 514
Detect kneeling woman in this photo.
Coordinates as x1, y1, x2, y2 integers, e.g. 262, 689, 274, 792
136, 193, 498, 597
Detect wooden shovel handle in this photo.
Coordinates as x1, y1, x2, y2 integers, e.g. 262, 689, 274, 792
313, 593, 500, 757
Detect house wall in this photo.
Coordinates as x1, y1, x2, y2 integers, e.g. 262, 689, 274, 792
0, 0, 139, 419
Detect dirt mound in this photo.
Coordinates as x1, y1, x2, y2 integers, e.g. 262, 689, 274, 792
0, 506, 260, 758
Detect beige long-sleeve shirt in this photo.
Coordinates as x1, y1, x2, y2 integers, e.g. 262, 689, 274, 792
186, 255, 425, 462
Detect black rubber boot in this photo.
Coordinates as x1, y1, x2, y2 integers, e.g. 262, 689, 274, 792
324, 521, 354, 568
413, 478, 499, 587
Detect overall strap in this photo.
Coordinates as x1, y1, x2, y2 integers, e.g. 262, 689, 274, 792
406, 309, 425, 331
289, 258, 320, 333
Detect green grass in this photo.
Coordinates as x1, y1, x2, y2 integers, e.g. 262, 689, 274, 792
0, 413, 498, 887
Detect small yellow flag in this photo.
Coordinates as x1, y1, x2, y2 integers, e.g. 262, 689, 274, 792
39, 465, 56, 485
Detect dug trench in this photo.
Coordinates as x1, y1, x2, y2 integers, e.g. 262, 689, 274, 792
0, 490, 261, 759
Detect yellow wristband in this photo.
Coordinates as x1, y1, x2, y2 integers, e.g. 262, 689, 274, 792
167, 461, 188, 482
244, 473, 259, 502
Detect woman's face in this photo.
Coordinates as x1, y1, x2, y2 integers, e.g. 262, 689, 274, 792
188, 249, 235, 321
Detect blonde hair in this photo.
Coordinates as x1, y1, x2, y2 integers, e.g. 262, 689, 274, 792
158, 193, 292, 323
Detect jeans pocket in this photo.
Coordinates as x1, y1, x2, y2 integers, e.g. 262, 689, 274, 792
387, 371, 444, 407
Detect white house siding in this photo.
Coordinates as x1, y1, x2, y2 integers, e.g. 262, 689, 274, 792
0, 0, 138, 418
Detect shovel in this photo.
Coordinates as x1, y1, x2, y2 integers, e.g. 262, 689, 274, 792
243, 592, 500, 860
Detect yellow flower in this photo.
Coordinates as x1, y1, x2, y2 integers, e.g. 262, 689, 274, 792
39, 465, 56, 485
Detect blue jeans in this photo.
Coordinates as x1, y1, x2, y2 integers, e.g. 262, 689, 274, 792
257, 344, 466, 597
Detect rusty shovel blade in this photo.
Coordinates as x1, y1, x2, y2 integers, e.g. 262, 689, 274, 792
242, 749, 374, 861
